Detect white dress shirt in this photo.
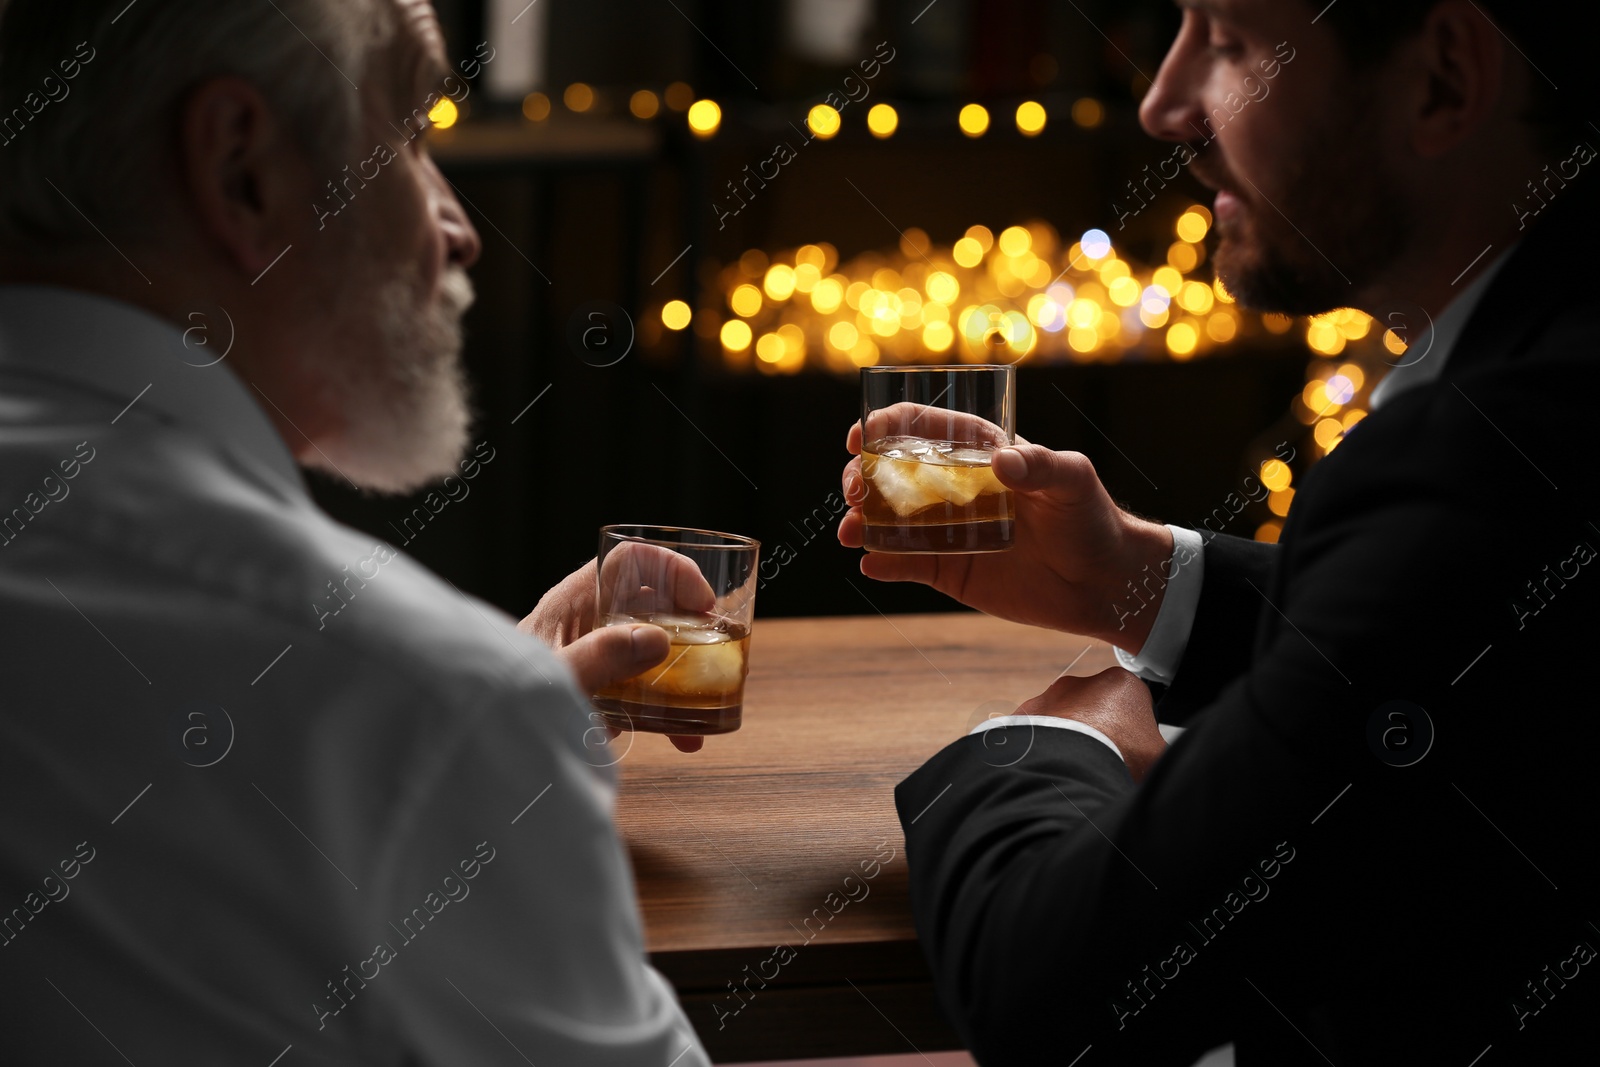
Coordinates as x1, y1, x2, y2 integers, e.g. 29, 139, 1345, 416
0, 285, 708, 1066
976, 252, 1512, 757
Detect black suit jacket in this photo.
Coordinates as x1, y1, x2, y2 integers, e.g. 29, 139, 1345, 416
897, 188, 1600, 1065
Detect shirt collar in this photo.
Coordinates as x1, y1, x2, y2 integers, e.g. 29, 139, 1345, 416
0, 284, 303, 491
1368, 247, 1514, 410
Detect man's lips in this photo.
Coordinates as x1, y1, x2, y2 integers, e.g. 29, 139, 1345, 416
1214, 188, 1242, 225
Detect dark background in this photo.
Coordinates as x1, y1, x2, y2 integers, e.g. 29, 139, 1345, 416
310, 0, 1310, 620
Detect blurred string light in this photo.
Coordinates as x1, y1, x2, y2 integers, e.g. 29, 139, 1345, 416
629, 89, 660, 119
521, 91, 551, 121
427, 97, 459, 130
867, 103, 898, 138
563, 82, 595, 112
687, 98, 721, 138
958, 103, 990, 137
1071, 97, 1105, 128
1015, 101, 1047, 136
662, 207, 1306, 378
807, 103, 842, 139
664, 82, 695, 110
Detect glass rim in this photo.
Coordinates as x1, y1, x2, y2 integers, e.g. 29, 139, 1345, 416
859, 364, 1015, 375
599, 524, 760, 551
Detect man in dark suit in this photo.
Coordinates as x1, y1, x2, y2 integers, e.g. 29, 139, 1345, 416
839, 2, 1599, 1062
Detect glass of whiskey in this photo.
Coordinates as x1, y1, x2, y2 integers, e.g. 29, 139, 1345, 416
859, 365, 1016, 553
591, 525, 760, 735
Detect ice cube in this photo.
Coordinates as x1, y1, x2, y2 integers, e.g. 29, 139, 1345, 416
914, 463, 982, 505
945, 447, 995, 466
916, 460, 1005, 505
865, 453, 944, 516
653, 640, 746, 695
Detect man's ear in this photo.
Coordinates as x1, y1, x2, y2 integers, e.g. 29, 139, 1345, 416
1408, 0, 1508, 159
179, 76, 306, 278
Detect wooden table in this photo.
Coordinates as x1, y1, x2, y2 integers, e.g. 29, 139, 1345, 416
614, 613, 1116, 1063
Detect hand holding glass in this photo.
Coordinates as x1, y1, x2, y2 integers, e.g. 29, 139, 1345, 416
859, 365, 1017, 553
591, 526, 759, 735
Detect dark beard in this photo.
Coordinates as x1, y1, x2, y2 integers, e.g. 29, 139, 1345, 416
1194, 100, 1411, 316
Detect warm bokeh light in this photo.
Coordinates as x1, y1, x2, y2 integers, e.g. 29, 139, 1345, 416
763, 264, 796, 300
1167, 241, 1199, 272
1206, 312, 1238, 342
629, 89, 660, 119
1314, 418, 1344, 450
923, 321, 955, 352
1108, 276, 1141, 307
998, 225, 1032, 257
1306, 318, 1345, 356
829, 321, 860, 350
720, 319, 752, 350
1383, 328, 1408, 354
687, 99, 721, 137
926, 271, 960, 304
958, 103, 990, 137
811, 277, 844, 314
661, 300, 692, 331
1175, 206, 1212, 243
427, 97, 459, 130
808, 104, 842, 139
521, 92, 551, 121
1268, 487, 1296, 518
1015, 100, 1047, 135
1152, 266, 1183, 295
1256, 521, 1282, 544
1260, 459, 1293, 492
664, 82, 695, 110
867, 103, 898, 138
952, 237, 984, 268
563, 83, 595, 112
1262, 312, 1295, 334
756, 332, 785, 363
1166, 321, 1198, 357
729, 283, 763, 318
1177, 280, 1215, 314
1071, 97, 1104, 128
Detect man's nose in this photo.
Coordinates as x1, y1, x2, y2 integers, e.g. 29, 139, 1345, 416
1139, 33, 1205, 145
432, 161, 482, 270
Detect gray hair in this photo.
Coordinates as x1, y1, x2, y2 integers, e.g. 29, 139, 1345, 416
0, 0, 395, 250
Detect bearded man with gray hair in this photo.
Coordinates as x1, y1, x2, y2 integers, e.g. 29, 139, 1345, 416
0, 2, 709, 1063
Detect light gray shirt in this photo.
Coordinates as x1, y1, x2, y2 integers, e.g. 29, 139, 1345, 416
0, 285, 707, 1067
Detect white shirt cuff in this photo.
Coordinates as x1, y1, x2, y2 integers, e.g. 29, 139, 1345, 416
969, 715, 1125, 764
1111, 524, 1205, 685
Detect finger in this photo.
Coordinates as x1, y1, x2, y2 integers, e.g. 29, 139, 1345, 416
557, 623, 671, 695
837, 507, 864, 548
859, 550, 940, 585
864, 403, 1008, 447
991, 445, 1101, 505
846, 420, 863, 456
668, 735, 705, 753
599, 542, 717, 616
842, 456, 866, 505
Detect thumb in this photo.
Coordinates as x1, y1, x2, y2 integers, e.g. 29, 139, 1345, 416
992, 444, 1101, 504
557, 624, 670, 695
